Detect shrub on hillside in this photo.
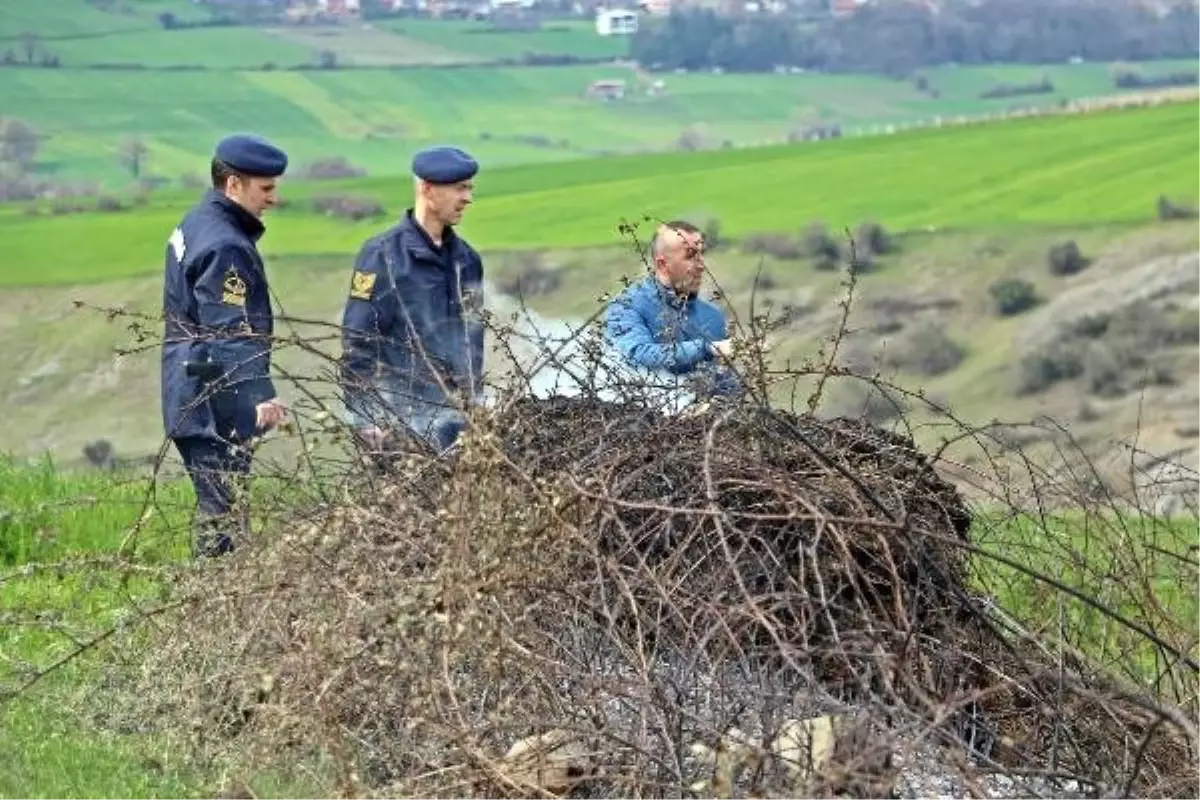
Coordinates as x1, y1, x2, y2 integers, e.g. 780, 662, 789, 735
848, 249, 878, 275
299, 157, 367, 181
741, 234, 803, 261
988, 278, 1040, 316
822, 378, 909, 424
751, 272, 778, 292
1165, 308, 1200, 344
855, 220, 895, 256
1069, 313, 1111, 339
1016, 339, 1085, 395
676, 127, 703, 152
311, 194, 384, 221
1047, 240, 1090, 276
702, 216, 723, 250
979, 77, 1054, 99
496, 252, 560, 298
1112, 68, 1199, 90
1014, 299, 1195, 396
801, 222, 841, 262
890, 321, 966, 377
1157, 195, 1197, 221
1082, 341, 1124, 398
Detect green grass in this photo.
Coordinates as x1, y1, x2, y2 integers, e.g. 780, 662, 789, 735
375, 18, 629, 61
3, 1, 627, 67
1, 101, 1195, 285
0, 455, 327, 798
0, 456, 187, 795
4, 56, 1195, 183
0, 0, 210, 39
39, 26, 317, 68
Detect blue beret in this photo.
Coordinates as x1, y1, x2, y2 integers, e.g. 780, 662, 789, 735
214, 133, 288, 178
412, 146, 478, 184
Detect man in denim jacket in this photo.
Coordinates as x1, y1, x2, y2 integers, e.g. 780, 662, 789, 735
339, 146, 484, 455
604, 220, 741, 405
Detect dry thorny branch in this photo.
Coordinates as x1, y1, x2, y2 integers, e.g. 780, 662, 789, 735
2, 217, 1198, 799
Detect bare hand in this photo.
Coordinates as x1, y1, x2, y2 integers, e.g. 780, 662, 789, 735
709, 339, 734, 359
255, 398, 288, 431
356, 425, 388, 450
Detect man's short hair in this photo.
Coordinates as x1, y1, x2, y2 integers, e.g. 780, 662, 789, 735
651, 219, 702, 259
210, 157, 245, 189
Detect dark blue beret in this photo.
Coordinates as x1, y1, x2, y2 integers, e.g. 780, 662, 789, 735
214, 133, 288, 178
411, 146, 478, 184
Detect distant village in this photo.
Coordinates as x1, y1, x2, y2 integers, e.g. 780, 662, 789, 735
200, 0, 876, 30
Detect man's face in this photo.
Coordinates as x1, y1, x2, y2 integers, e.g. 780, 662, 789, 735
423, 178, 474, 226
657, 230, 706, 295
226, 175, 278, 218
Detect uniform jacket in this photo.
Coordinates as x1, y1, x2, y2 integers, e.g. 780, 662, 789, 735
160, 189, 276, 442
604, 275, 741, 396
340, 210, 485, 427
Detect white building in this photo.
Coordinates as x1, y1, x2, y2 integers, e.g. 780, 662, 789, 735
596, 8, 638, 35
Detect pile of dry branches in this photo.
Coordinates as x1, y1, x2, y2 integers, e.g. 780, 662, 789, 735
116, 391, 1197, 799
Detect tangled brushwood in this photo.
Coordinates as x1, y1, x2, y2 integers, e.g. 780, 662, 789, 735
121, 394, 1197, 799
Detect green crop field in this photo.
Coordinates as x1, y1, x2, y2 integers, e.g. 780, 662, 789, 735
2, 0, 628, 68
2, 0, 1195, 186
3, 40, 1195, 183
1, 101, 1195, 286
307, 18, 630, 65
0, 0, 209, 39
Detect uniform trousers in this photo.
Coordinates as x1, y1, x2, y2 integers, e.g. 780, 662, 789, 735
173, 435, 253, 558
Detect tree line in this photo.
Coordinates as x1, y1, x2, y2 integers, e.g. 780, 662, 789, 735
630, 0, 1200, 75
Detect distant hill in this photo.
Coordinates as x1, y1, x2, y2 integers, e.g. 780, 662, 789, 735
1, 100, 1195, 284
0, 101, 1195, 470
0, 0, 1195, 186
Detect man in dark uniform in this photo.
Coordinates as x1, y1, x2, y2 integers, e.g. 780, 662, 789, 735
339, 145, 485, 458
160, 133, 290, 558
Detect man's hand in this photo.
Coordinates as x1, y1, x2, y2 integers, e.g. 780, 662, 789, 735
255, 398, 288, 431
709, 339, 735, 359
356, 425, 388, 451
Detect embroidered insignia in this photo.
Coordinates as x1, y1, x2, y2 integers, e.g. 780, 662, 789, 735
349, 270, 377, 301
222, 267, 247, 306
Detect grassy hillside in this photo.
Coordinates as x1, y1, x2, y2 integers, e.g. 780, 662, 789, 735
0, 0, 210, 39
4, 56, 1196, 184
3, 1, 1194, 185
5, 218, 1196, 468
2, 0, 628, 67
272, 18, 629, 66
2, 101, 1195, 286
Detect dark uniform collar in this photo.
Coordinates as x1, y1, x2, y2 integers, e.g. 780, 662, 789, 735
205, 189, 265, 242
400, 208, 458, 257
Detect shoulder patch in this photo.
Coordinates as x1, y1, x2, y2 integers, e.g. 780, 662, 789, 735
222, 267, 247, 306
168, 227, 186, 262
349, 270, 377, 301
